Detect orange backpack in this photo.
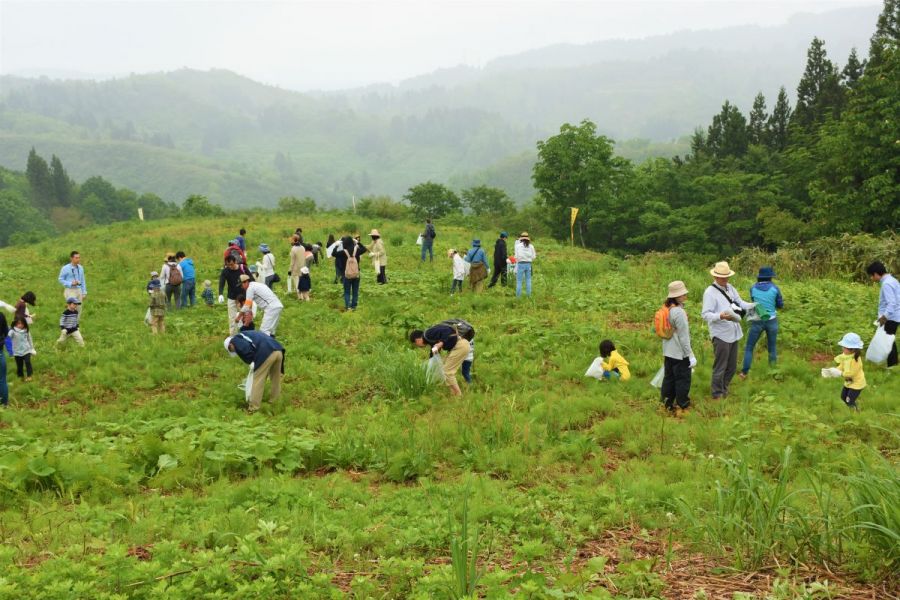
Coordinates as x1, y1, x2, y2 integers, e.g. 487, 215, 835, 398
653, 304, 674, 339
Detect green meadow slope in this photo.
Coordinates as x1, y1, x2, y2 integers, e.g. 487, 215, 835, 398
0, 215, 897, 598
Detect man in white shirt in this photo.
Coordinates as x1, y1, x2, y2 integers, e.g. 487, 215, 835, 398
701, 261, 755, 399
237, 274, 284, 336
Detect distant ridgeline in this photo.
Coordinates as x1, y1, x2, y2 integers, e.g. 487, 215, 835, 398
0, 1, 896, 255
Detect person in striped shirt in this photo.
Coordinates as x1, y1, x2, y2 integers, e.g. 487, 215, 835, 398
57, 297, 85, 347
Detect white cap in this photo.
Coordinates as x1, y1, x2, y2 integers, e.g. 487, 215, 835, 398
224, 337, 237, 356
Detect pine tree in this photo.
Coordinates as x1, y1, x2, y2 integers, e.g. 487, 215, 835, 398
25, 148, 54, 212
868, 0, 899, 68
767, 87, 792, 151
793, 37, 844, 129
842, 48, 866, 89
706, 101, 749, 158
747, 92, 768, 146
49, 154, 73, 207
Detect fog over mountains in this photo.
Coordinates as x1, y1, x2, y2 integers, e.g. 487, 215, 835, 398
0, 5, 880, 208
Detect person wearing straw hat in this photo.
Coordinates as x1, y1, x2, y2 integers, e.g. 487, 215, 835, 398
740, 266, 784, 379
661, 280, 696, 415
224, 331, 285, 413
701, 261, 754, 399
369, 229, 388, 284
514, 232, 536, 297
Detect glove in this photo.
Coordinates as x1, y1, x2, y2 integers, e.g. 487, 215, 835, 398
689, 355, 697, 369
218, 295, 225, 304
432, 345, 440, 355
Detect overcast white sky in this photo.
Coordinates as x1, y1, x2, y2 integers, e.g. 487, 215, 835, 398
0, 0, 878, 90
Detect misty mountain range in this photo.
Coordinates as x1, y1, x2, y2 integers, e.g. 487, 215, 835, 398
0, 5, 880, 208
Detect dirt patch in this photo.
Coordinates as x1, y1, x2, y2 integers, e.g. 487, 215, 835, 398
809, 351, 833, 363
127, 545, 153, 561
606, 314, 647, 331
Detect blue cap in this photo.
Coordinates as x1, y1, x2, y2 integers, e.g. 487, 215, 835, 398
148, 280, 161, 290
757, 266, 776, 280
838, 332, 864, 349
472, 239, 481, 246
259, 243, 270, 253
66, 297, 81, 304
500, 231, 508, 238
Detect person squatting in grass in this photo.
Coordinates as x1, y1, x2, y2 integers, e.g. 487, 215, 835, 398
224, 331, 285, 413
148, 278, 167, 334
701, 261, 753, 400
660, 280, 696, 415
867, 261, 900, 368
448, 249, 466, 294
218, 255, 247, 335
598, 339, 631, 381
237, 274, 283, 336
8, 317, 35, 381
835, 332, 866, 411
58, 297, 85, 347
234, 293, 255, 331
740, 266, 784, 379
58, 250, 86, 315
409, 325, 471, 396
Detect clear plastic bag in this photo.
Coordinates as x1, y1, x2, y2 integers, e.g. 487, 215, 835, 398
866, 325, 895, 364
584, 357, 605, 380
424, 353, 447, 385
650, 366, 665, 389
416, 235, 423, 246
820, 367, 843, 378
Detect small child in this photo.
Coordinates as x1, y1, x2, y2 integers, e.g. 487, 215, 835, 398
461, 340, 475, 384
297, 266, 312, 301
148, 280, 166, 334
835, 333, 866, 411
599, 339, 631, 381
201, 280, 215, 307
8, 317, 35, 381
234, 294, 255, 331
146, 271, 160, 294
449, 249, 466, 294
57, 297, 85, 347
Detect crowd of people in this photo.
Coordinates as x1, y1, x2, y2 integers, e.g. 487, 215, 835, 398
0, 219, 895, 414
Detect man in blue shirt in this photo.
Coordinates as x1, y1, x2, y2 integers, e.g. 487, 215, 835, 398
235, 229, 247, 252
176, 251, 197, 308
57, 250, 86, 314
740, 266, 785, 378
867, 261, 900, 368
224, 330, 285, 412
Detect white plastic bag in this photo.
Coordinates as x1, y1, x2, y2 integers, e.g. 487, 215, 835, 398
144, 308, 152, 326
424, 354, 447, 385
416, 234, 423, 246
866, 325, 895, 364
584, 357, 605, 380
650, 366, 665, 389
820, 367, 842, 378
237, 363, 255, 404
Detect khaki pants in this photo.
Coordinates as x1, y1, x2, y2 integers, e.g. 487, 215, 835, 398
227, 299, 240, 335
150, 314, 165, 334
289, 274, 299, 295
64, 288, 84, 314
443, 338, 471, 387
57, 329, 85, 346
249, 351, 283, 411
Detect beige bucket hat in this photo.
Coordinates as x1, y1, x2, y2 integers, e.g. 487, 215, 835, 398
710, 261, 736, 278
667, 281, 689, 298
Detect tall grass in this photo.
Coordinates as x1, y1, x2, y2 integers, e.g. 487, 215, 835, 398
845, 456, 900, 572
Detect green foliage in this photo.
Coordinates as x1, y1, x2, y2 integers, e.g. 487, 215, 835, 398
403, 181, 462, 219
460, 185, 515, 217
182, 194, 224, 217
277, 195, 317, 214
355, 195, 410, 220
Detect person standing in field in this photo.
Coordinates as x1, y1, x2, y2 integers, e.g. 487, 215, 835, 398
421, 218, 436, 262
514, 232, 536, 297
235, 228, 247, 252
740, 266, 784, 379
488, 232, 509, 288
57, 297, 85, 347
289, 235, 304, 299
660, 280, 696, 415
223, 239, 247, 266
834, 332, 866, 410
218, 255, 246, 335
256, 244, 277, 289
148, 279, 166, 334
297, 266, 312, 301
333, 235, 367, 311
449, 249, 466, 294
701, 261, 754, 399
176, 251, 197, 308
369, 229, 387, 284
409, 324, 472, 396
0, 312, 8, 406
464, 239, 489, 293
8, 317, 35, 381
224, 331, 285, 413
866, 261, 899, 368
58, 251, 86, 314
237, 274, 284, 336
161, 254, 183, 310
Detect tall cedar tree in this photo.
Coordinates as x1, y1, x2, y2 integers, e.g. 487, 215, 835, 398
792, 38, 845, 129
49, 154, 73, 207
705, 101, 749, 158
747, 93, 768, 146
868, 0, 899, 67
25, 148, 54, 212
841, 48, 866, 88
767, 87, 792, 151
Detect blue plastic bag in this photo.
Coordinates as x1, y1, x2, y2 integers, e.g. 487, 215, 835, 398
4, 336, 12, 356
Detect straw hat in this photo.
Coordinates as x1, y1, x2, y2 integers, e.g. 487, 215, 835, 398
447, 248, 456, 257
667, 281, 689, 298
369, 229, 380, 237
239, 274, 251, 283
710, 261, 735, 278
838, 332, 864, 349
519, 232, 530, 240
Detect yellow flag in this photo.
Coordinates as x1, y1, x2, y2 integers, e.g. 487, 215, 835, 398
570, 207, 579, 226
570, 207, 579, 245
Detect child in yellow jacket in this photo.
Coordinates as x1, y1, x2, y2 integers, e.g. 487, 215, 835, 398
835, 332, 866, 411
599, 340, 631, 381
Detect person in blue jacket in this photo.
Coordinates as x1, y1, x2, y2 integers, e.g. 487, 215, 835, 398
176, 251, 197, 308
740, 266, 784, 378
464, 239, 490, 293
224, 330, 285, 413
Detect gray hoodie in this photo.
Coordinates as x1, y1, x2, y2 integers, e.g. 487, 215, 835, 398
662, 305, 694, 360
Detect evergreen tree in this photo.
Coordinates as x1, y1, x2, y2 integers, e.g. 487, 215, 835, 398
49, 154, 73, 207
706, 101, 749, 158
868, 0, 899, 68
747, 92, 768, 146
792, 38, 844, 129
25, 147, 54, 212
767, 87, 792, 151
842, 48, 866, 89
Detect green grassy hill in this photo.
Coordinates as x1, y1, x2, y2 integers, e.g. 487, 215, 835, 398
0, 216, 897, 598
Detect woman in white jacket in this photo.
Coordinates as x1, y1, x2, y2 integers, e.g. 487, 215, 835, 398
514, 232, 536, 297
449, 249, 467, 294
256, 244, 277, 289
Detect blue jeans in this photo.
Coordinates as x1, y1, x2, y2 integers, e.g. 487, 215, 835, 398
181, 279, 196, 307
0, 352, 8, 406
516, 262, 532, 296
421, 239, 433, 262
342, 276, 360, 309
451, 279, 463, 293
742, 318, 779, 374
461, 360, 472, 383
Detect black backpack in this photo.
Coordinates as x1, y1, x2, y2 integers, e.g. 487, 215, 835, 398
439, 318, 475, 341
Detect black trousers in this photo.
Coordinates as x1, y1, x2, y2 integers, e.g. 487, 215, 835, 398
885, 320, 898, 367
488, 266, 507, 287
661, 356, 691, 410
15, 355, 33, 378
